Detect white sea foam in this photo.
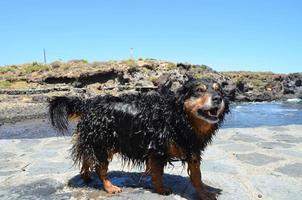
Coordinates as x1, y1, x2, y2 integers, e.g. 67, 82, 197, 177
271, 108, 299, 112
287, 98, 302, 103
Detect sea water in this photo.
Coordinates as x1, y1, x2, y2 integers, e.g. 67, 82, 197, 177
223, 99, 302, 128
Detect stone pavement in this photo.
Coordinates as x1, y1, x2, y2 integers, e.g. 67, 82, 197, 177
0, 120, 301, 200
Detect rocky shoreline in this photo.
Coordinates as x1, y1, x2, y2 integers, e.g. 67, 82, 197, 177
0, 102, 48, 124
1, 59, 301, 123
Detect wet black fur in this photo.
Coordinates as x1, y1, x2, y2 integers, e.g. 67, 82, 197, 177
49, 78, 229, 169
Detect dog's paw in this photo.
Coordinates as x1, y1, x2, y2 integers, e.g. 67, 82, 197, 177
104, 185, 122, 194
198, 191, 217, 200
80, 174, 92, 183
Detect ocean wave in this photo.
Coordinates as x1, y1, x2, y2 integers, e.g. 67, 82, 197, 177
286, 98, 302, 103
239, 101, 282, 105
271, 108, 299, 112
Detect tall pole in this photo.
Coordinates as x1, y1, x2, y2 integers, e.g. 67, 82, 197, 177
43, 48, 47, 64
130, 48, 134, 60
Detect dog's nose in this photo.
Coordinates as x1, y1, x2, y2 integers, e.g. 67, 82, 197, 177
212, 95, 222, 105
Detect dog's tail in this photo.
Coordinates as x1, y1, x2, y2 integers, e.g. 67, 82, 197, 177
49, 96, 84, 134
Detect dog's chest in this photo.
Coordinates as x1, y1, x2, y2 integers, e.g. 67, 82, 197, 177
190, 116, 215, 138
168, 144, 187, 160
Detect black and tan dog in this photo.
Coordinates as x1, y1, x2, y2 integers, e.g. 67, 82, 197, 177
49, 77, 229, 200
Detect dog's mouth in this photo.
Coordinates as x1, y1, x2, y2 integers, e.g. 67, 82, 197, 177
197, 107, 220, 124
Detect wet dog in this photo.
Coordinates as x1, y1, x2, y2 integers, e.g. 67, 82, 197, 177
49, 77, 229, 200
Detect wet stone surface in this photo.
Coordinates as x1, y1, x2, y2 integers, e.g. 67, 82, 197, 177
0, 152, 17, 159
0, 179, 69, 200
0, 121, 301, 200
267, 126, 290, 132
229, 133, 262, 143
202, 160, 238, 174
28, 162, 72, 176
275, 163, 302, 177
16, 139, 43, 151
220, 143, 255, 152
272, 134, 302, 143
235, 153, 283, 166
251, 175, 302, 200
256, 141, 294, 149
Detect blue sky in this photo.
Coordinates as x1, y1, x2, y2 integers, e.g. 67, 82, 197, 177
0, 0, 301, 73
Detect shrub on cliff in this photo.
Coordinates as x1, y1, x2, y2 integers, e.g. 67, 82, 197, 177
0, 65, 18, 73
23, 62, 50, 73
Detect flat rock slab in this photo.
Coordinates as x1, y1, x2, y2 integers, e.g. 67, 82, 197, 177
275, 163, 302, 177
256, 142, 294, 149
0, 122, 302, 200
272, 134, 302, 143
229, 133, 262, 143
0, 179, 68, 200
235, 153, 283, 166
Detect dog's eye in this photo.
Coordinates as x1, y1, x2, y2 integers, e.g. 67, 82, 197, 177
198, 85, 207, 92
213, 83, 220, 91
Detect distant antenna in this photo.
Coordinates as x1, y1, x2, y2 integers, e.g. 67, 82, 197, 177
43, 48, 47, 64
130, 48, 134, 60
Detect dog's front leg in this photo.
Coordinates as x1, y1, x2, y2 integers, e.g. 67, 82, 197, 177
187, 155, 217, 200
96, 162, 122, 194
148, 157, 171, 195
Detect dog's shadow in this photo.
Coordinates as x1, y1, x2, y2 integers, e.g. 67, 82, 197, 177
68, 171, 222, 199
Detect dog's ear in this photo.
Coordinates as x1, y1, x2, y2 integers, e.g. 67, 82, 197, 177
183, 72, 194, 83
155, 73, 173, 95
182, 73, 198, 90
158, 79, 173, 95
176, 77, 198, 103
156, 73, 183, 95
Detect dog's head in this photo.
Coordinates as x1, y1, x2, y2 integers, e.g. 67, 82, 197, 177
177, 78, 229, 124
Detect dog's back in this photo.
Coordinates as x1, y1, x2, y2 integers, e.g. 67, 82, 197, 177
73, 92, 180, 165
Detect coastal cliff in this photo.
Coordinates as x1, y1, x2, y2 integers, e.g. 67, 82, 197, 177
1, 59, 301, 122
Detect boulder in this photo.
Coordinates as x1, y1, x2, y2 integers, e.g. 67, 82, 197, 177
236, 81, 245, 92
295, 80, 302, 87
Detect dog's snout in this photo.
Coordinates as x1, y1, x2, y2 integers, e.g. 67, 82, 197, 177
212, 95, 222, 104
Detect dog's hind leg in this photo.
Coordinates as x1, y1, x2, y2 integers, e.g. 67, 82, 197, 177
96, 161, 122, 194
72, 133, 92, 183
187, 154, 217, 200
148, 157, 171, 195
80, 159, 92, 183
